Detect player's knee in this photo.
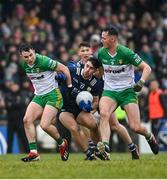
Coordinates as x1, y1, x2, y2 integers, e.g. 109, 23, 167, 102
23, 116, 33, 125
69, 125, 78, 134
110, 125, 117, 131
110, 121, 121, 132
40, 122, 49, 132
130, 124, 140, 133
100, 109, 110, 120
90, 123, 98, 130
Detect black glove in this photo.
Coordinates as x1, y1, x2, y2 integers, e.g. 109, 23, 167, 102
133, 79, 145, 92
67, 85, 73, 96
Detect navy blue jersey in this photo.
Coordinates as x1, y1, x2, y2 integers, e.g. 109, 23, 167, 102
77, 59, 104, 98
57, 62, 103, 117
69, 66, 103, 98
77, 60, 84, 68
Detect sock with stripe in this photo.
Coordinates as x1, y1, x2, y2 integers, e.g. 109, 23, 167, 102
102, 141, 110, 152
145, 133, 152, 141
128, 142, 136, 151
29, 142, 37, 153
56, 137, 64, 146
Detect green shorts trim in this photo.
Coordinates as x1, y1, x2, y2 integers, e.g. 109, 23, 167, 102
102, 88, 138, 107
32, 88, 63, 109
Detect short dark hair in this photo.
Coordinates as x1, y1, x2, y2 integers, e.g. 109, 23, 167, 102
18, 43, 34, 54
103, 26, 118, 36
88, 56, 100, 69
79, 41, 90, 48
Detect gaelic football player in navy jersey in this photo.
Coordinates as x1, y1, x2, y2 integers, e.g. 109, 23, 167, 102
57, 57, 102, 160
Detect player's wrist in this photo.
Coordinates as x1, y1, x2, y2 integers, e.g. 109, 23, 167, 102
140, 79, 145, 84
67, 84, 72, 88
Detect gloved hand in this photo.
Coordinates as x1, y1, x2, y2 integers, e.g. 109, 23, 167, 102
67, 85, 73, 97
79, 100, 92, 112
68, 86, 73, 94
133, 79, 145, 92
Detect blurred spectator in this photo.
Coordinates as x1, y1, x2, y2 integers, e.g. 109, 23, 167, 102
25, 8, 40, 27
4, 81, 29, 153
139, 44, 155, 70
90, 34, 101, 57
148, 80, 166, 140
160, 45, 167, 89
0, 90, 6, 120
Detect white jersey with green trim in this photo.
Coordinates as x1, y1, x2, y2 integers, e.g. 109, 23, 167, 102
21, 53, 59, 95
98, 44, 142, 91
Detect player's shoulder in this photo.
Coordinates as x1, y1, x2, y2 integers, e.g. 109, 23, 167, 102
66, 60, 78, 74
117, 44, 134, 55
67, 60, 77, 68
36, 53, 50, 61
36, 53, 44, 60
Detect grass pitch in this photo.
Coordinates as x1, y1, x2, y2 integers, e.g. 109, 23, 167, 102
0, 152, 166, 179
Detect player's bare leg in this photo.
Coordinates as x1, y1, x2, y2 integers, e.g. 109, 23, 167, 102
97, 97, 117, 160
77, 112, 101, 160
99, 97, 117, 143
40, 105, 60, 139
77, 112, 100, 143
124, 103, 159, 155
59, 112, 88, 151
21, 102, 43, 162
109, 112, 139, 159
40, 105, 69, 161
79, 126, 90, 148
59, 112, 95, 160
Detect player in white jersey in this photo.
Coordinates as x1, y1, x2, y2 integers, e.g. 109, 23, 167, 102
19, 43, 72, 162
97, 26, 159, 159
77, 42, 140, 160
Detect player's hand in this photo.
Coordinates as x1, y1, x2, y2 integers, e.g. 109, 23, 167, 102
133, 79, 145, 92
79, 100, 92, 112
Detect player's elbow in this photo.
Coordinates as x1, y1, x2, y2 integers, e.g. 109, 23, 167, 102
145, 64, 152, 75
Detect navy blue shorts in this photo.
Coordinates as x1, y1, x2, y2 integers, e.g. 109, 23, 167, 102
58, 103, 82, 119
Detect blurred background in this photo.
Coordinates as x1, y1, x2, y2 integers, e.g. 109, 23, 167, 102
0, 0, 167, 155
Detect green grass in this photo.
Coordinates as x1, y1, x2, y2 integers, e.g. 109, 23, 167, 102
0, 152, 166, 179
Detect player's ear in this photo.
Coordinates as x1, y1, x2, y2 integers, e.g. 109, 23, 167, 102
19, 53, 22, 57
31, 49, 35, 53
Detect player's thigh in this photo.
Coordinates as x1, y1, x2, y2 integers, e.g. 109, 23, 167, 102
40, 89, 63, 126
123, 103, 141, 126
59, 112, 79, 132
40, 105, 58, 127
77, 112, 97, 129
46, 88, 63, 109
24, 102, 43, 123
99, 96, 117, 115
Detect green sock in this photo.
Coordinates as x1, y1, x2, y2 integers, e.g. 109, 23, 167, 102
56, 137, 63, 146
103, 141, 109, 148
29, 142, 37, 151
145, 133, 152, 140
